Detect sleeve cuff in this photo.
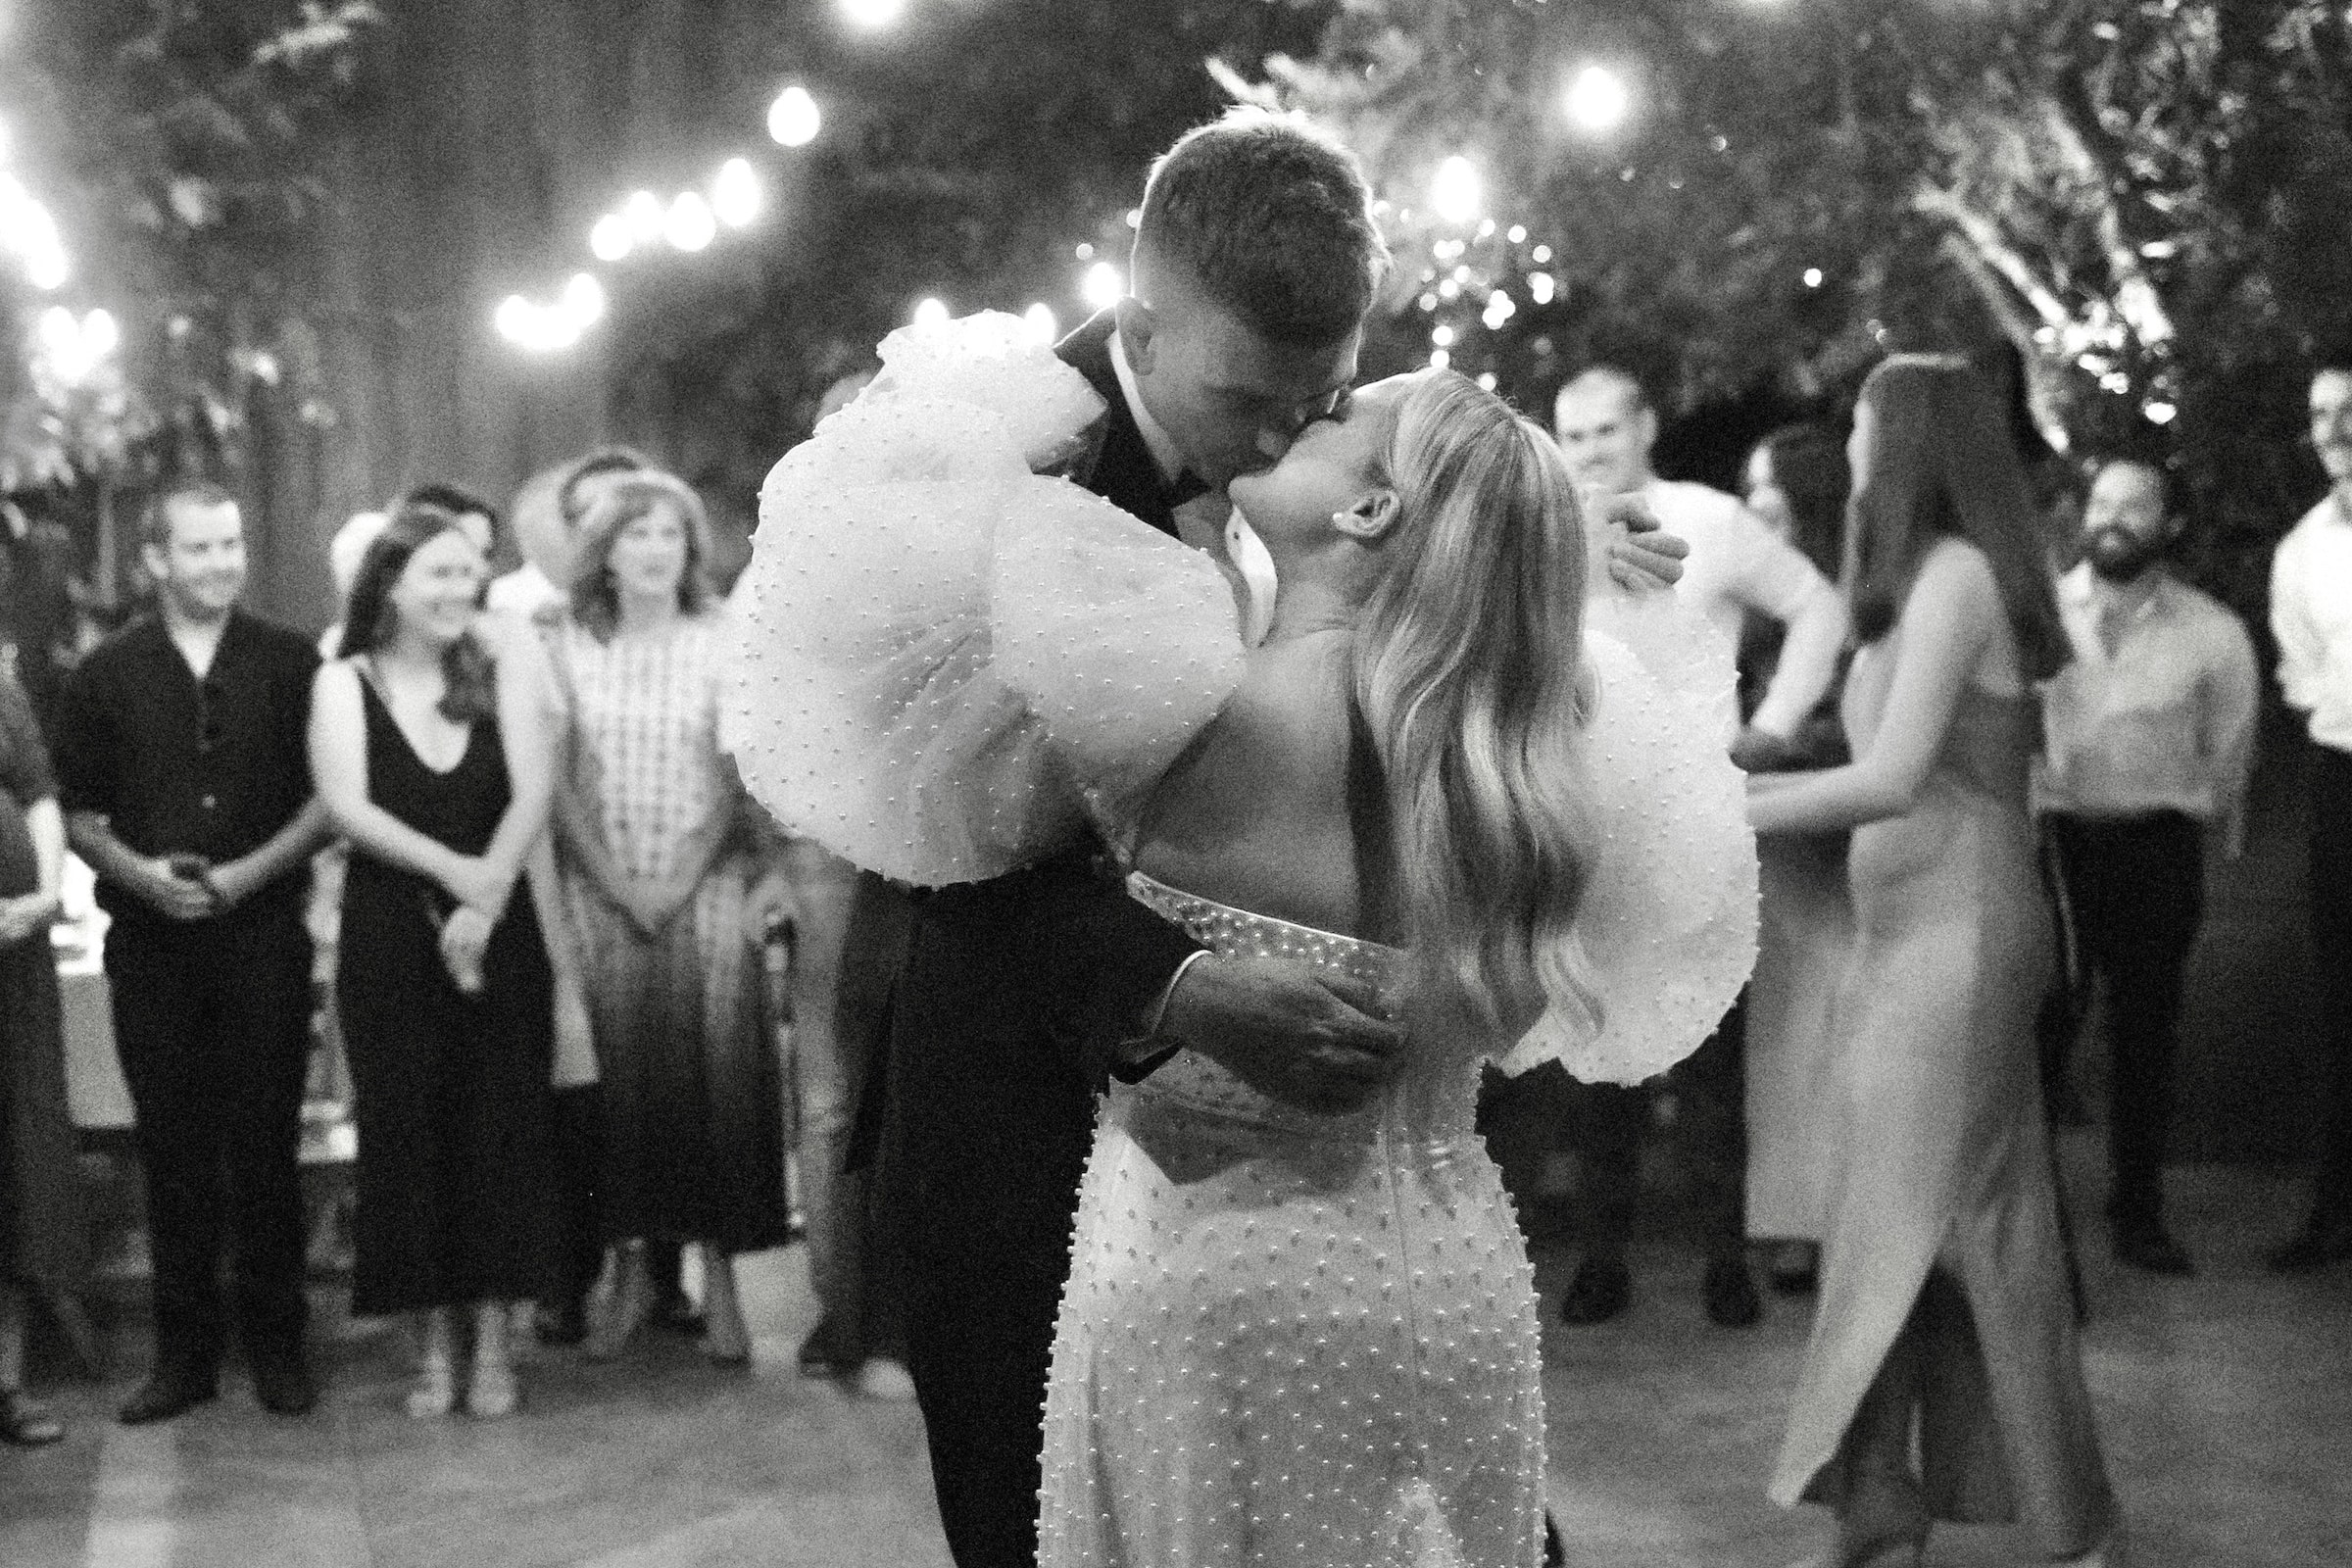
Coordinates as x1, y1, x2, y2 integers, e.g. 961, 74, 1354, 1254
1110, 949, 1214, 1083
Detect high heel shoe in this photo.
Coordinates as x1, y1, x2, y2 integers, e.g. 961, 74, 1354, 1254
0, 1388, 64, 1446
698, 1247, 751, 1365
466, 1302, 519, 1418
405, 1310, 456, 1418
405, 1351, 456, 1419
583, 1245, 653, 1363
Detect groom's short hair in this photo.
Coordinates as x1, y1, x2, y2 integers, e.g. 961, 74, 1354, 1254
1136, 109, 1387, 347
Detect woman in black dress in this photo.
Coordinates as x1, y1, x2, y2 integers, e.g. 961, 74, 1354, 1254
0, 662, 80, 1445
310, 504, 567, 1419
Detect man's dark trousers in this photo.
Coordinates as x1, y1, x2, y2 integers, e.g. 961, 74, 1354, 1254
2306, 745, 2352, 1228
106, 904, 314, 1375
2037, 810, 2204, 1222
1573, 1000, 1748, 1259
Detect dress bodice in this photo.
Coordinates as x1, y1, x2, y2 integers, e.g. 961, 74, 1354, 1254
356, 674, 512, 862
1843, 641, 2040, 808
1125, 872, 1479, 1146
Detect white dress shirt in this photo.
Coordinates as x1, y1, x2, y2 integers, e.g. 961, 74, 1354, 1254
2271, 493, 2352, 754
2037, 564, 2259, 825
1643, 479, 1843, 738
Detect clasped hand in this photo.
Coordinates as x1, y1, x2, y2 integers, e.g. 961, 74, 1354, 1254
1161, 953, 1408, 1115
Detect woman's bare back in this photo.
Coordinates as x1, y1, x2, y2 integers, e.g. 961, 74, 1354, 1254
1130, 628, 1379, 940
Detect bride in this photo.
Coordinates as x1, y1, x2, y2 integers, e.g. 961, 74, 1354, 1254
727, 315, 1754, 1568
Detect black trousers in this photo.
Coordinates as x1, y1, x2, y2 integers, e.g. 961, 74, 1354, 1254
105, 907, 313, 1369
1573, 996, 1747, 1260
2036, 810, 2204, 1221
546, 1084, 604, 1310
2307, 745, 2352, 1223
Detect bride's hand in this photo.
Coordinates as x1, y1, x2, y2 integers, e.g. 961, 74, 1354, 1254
1160, 954, 1406, 1114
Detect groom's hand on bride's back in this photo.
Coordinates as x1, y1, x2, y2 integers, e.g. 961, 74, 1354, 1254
1161, 955, 1406, 1113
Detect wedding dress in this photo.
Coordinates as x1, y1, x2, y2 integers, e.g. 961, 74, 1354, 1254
725, 313, 1758, 1567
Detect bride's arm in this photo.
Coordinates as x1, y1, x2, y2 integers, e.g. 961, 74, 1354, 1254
1745, 542, 1996, 838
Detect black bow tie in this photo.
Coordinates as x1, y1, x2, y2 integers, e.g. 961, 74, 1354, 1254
1165, 469, 1211, 508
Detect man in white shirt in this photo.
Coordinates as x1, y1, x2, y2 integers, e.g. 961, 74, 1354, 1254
1547, 366, 1849, 1328
2037, 459, 2257, 1276
2268, 356, 2352, 1272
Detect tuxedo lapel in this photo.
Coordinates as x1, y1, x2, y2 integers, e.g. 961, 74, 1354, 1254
1055, 310, 1181, 540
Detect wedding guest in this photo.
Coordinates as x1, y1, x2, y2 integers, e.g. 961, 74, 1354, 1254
548, 470, 790, 1364
778, 852, 914, 1398
1751, 357, 2120, 1567
55, 482, 331, 1424
0, 659, 80, 1446
2037, 458, 2257, 1276
1551, 367, 1849, 1327
1738, 425, 1855, 1298
2268, 352, 2352, 1272
487, 447, 654, 621
311, 502, 566, 1419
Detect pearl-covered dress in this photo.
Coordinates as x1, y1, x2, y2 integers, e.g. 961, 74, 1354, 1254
723, 312, 1761, 1568
1037, 873, 1545, 1568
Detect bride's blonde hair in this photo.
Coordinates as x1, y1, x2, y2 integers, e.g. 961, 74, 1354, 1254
1353, 370, 1601, 1046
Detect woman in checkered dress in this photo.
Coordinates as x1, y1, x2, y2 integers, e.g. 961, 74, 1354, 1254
549, 470, 789, 1365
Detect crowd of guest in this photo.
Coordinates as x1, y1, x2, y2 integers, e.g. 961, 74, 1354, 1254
0, 446, 913, 1445
0, 348, 2344, 1568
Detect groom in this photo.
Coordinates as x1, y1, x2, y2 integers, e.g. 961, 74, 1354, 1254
886, 110, 1678, 1568
885, 112, 1404, 1568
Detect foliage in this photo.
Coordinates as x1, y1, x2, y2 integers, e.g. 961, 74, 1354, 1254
0, 2, 380, 505
600, 0, 1329, 513
1259, 0, 2352, 573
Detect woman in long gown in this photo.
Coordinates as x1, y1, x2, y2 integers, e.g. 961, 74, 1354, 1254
312, 503, 566, 1419
1748, 357, 2121, 1567
548, 470, 789, 1364
0, 665, 80, 1446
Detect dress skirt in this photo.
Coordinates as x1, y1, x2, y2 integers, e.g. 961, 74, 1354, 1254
1744, 830, 1852, 1242
1769, 758, 2116, 1554
339, 858, 557, 1316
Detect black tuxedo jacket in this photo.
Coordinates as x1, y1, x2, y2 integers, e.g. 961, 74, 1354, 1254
880, 309, 1204, 1290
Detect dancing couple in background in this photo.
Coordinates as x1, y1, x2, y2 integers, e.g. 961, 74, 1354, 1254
726, 110, 1753, 1568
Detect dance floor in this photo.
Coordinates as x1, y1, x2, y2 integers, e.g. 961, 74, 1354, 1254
0, 1133, 2344, 1568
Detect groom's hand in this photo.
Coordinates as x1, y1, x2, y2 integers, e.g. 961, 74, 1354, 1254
1592, 492, 1689, 593
1160, 954, 1405, 1114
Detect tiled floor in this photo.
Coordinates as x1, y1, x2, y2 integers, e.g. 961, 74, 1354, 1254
3, 1135, 2345, 1567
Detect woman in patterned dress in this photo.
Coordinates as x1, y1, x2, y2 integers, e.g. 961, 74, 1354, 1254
549, 471, 789, 1365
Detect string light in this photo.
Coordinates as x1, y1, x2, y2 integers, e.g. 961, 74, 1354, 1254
839, 0, 907, 27
0, 173, 69, 290
912, 296, 950, 327
623, 191, 665, 244
2143, 401, 2178, 425
1529, 271, 1556, 305
1022, 303, 1059, 345
34, 306, 118, 383
768, 84, 821, 148
664, 191, 717, 253
1802, 267, 1824, 288
713, 158, 761, 227
1082, 261, 1124, 311
1431, 156, 1483, 226
590, 214, 633, 262
1564, 65, 1632, 133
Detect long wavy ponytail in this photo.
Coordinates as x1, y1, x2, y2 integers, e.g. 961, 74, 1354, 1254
1352, 370, 1602, 1048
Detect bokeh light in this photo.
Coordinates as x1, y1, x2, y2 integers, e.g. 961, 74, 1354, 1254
713, 158, 761, 228
665, 191, 716, 252
1430, 156, 1483, 227
768, 85, 821, 148
1081, 261, 1124, 312
1564, 65, 1632, 133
